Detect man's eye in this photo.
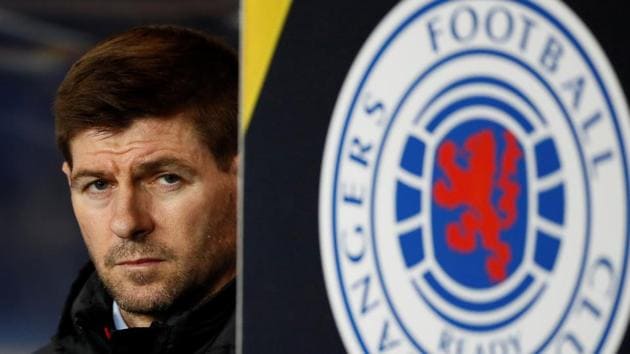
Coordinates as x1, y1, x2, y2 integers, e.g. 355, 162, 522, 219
158, 174, 181, 185
87, 179, 110, 192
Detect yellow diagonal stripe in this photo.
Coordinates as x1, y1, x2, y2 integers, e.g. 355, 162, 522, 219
243, 0, 292, 132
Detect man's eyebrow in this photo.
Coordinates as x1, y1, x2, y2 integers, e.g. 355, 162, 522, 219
69, 158, 195, 186
132, 157, 196, 177
70, 170, 108, 183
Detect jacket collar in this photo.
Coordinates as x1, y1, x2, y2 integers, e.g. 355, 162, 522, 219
52, 262, 235, 352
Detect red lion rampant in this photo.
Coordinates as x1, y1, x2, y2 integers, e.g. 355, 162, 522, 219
433, 129, 522, 283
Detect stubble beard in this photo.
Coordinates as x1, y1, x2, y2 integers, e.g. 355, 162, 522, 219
95, 241, 184, 315
103, 266, 185, 315
95, 235, 233, 317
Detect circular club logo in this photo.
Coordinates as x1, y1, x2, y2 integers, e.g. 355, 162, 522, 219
319, 0, 630, 352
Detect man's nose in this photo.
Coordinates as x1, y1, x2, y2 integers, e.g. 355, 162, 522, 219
109, 186, 154, 239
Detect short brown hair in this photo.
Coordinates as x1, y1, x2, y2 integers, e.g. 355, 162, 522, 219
55, 25, 237, 169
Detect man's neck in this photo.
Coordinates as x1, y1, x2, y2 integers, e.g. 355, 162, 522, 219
120, 309, 155, 328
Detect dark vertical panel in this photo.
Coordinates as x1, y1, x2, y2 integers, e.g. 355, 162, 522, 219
243, 1, 400, 351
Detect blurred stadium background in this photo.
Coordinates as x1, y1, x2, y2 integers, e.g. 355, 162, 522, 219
0, 1, 237, 352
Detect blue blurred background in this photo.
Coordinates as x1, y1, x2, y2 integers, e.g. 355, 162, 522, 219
0, 1, 237, 352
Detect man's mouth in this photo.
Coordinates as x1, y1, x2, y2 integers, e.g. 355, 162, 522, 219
116, 258, 164, 266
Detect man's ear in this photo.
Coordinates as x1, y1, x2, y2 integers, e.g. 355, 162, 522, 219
229, 155, 239, 176
62, 162, 71, 186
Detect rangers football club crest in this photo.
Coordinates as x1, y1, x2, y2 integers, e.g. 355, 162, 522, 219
319, 0, 630, 352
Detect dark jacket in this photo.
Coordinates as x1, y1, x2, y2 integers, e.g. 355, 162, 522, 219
36, 263, 235, 354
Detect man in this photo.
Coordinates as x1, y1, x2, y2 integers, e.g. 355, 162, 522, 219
37, 25, 238, 354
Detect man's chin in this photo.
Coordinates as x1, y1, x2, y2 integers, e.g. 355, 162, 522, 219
111, 282, 176, 314
121, 267, 163, 286
101, 269, 179, 314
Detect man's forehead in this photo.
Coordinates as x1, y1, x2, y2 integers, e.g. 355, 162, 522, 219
70, 115, 197, 152
68, 116, 201, 159
78, 116, 193, 141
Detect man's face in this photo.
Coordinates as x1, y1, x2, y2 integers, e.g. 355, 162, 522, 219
63, 114, 237, 314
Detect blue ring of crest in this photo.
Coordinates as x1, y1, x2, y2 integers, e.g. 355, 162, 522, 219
421, 272, 535, 312
409, 76, 546, 307
405, 76, 549, 310
400, 82, 540, 315
329, 1, 628, 352
371, 49, 590, 347
414, 75, 547, 127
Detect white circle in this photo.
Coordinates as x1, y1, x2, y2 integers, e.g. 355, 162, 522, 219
319, 1, 630, 352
